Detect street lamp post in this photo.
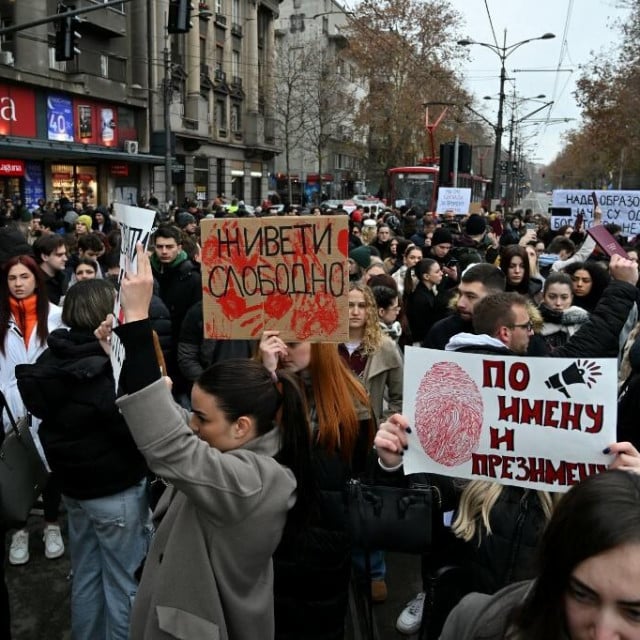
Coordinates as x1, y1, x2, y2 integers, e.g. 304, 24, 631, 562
485, 93, 548, 209
164, 39, 172, 207
458, 30, 555, 206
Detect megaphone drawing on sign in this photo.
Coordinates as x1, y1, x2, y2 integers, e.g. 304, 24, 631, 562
544, 360, 601, 399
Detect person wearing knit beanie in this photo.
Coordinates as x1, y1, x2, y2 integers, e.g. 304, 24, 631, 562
75, 214, 93, 236
465, 214, 486, 237
430, 227, 453, 249
349, 245, 372, 269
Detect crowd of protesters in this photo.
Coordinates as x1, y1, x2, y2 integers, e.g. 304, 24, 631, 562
0, 193, 639, 640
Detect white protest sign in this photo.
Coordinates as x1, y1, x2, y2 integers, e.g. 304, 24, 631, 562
402, 347, 617, 492
110, 203, 156, 390
551, 189, 640, 234
435, 187, 472, 215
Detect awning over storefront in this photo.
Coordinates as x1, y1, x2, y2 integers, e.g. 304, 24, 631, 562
0, 136, 165, 164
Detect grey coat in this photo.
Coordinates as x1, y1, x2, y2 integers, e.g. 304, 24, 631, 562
439, 581, 531, 640
117, 378, 297, 640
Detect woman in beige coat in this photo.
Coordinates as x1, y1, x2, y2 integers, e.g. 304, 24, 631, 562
97, 245, 314, 640
338, 281, 403, 602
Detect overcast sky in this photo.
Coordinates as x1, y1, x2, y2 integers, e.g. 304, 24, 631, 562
446, 0, 631, 166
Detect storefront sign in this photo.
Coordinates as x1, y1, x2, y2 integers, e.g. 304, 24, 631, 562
110, 163, 129, 177
99, 107, 117, 146
0, 160, 24, 176
24, 161, 45, 210
0, 85, 36, 138
47, 95, 74, 142
77, 104, 93, 141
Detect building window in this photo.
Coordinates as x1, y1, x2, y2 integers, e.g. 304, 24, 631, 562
100, 54, 108, 78
232, 50, 239, 79
216, 97, 227, 132
216, 0, 223, 14
322, 16, 328, 34
89, 0, 125, 13
215, 45, 224, 71
232, 0, 239, 24
231, 103, 241, 132
216, 157, 225, 198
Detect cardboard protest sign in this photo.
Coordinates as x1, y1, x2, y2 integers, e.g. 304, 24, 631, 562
109, 203, 156, 389
402, 347, 617, 492
551, 189, 640, 234
436, 187, 472, 215
200, 215, 349, 341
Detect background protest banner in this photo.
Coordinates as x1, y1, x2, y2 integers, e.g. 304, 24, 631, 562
435, 187, 472, 215
402, 347, 617, 492
109, 203, 156, 388
551, 189, 640, 234
200, 215, 349, 341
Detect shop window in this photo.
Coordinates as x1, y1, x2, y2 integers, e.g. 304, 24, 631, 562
231, 174, 244, 201
216, 158, 225, 198
194, 156, 209, 203
51, 164, 98, 205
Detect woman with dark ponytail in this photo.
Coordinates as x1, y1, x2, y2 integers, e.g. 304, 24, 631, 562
96, 244, 314, 640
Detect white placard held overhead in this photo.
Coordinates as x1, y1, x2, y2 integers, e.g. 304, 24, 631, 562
436, 187, 472, 215
110, 203, 156, 390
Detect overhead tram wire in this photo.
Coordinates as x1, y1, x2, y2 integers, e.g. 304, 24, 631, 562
484, 0, 500, 49
543, 0, 574, 132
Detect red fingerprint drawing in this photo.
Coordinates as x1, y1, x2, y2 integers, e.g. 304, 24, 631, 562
415, 362, 483, 466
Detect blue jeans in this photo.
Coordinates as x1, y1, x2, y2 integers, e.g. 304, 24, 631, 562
62, 479, 153, 640
352, 549, 386, 581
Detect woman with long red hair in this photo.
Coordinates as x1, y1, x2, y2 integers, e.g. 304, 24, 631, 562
259, 333, 375, 640
0, 255, 65, 567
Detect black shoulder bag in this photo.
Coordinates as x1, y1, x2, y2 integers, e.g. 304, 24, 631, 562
0, 393, 49, 527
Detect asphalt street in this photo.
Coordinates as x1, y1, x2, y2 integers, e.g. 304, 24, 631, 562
6, 511, 426, 640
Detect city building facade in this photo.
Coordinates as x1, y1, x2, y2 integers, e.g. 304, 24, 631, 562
0, 0, 282, 210
273, 0, 367, 205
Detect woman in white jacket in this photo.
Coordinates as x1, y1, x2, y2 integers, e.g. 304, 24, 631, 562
0, 255, 64, 566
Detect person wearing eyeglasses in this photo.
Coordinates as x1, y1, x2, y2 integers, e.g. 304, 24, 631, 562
388, 255, 640, 634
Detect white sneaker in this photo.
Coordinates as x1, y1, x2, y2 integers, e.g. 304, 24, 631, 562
9, 529, 29, 565
396, 591, 425, 635
43, 524, 64, 560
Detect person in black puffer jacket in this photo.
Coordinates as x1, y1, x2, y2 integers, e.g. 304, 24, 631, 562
177, 299, 255, 384
16, 279, 152, 640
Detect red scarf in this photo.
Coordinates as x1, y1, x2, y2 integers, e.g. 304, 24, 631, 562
9, 294, 38, 348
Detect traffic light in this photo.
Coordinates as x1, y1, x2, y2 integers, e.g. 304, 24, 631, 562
168, 0, 194, 34
54, 4, 81, 62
